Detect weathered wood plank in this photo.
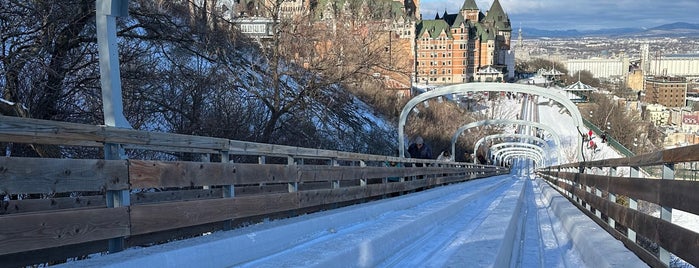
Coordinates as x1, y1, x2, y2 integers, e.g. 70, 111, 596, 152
297, 181, 332, 191
0, 115, 227, 153
129, 193, 300, 235
109, 130, 229, 151
299, 187, 368, 208
129, 198, 237, 235
547, 171, 699, 216
128, 162, 479, 190
1, 195, 105, 215
661, 144, 699, 163
232, 193, 300, 218
0, 115, 104, 147
129, 160, 232, 188
575, 188, 699, 267
0, 240, 107, 268
235, 184, 289, 195
0, 158, 128, 194
131, 188, 222, 204
234, 164, 297, 184
0, 207, 129, 255
129, 161, 320, 188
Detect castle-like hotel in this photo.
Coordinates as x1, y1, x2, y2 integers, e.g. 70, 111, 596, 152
223, 0, 515, 85
415, 0, 513, 84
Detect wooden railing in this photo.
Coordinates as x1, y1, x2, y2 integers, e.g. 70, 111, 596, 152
537, 144, 699, 268
0, 115, 508, 267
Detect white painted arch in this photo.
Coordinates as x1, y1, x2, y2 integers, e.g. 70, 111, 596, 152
474, 133, 548, 155
491, 143, 545, 156
450, 119, 561, 159
399, 83, 584, 161
493, 147, 545, 166
502, 152, 542, 168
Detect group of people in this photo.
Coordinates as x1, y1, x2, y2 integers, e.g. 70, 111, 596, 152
585, 129, 606, 152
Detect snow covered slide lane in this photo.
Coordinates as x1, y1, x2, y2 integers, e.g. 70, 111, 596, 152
236, 175, 518, 267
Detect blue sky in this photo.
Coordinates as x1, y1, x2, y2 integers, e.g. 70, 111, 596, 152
420, 0, 699, 30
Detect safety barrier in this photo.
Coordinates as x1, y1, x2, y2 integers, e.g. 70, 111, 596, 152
538, 144, 699, 267
0, 115, 508, 266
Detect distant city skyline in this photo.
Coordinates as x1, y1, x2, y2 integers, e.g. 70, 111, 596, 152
420, 0, 699, 31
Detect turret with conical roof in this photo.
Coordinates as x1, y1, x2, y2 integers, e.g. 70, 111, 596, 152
484, 0, 511, 47
461, 0, 480, 22
483, 0, 511, 31
461, 0, 479, 10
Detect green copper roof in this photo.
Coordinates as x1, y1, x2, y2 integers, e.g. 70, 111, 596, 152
416, 19, 452, 39
484, 0, 512, 31
461, 0, 479, 10
417, 0, 512, 40
485, 0, 506, 19
451, 13, 466, 28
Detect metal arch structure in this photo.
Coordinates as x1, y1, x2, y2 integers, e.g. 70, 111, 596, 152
473, 133, 554, 164
502, 153, 542, 168
488, 141, 562, 166
500, 151, 543, 167
450, 119, 561, 158
501, 152, 543, 165
500, 152, 542, 168
493, 147, 544, 159
474, 133, 549, 155
492, 147, 544, 166
503, 152, 542, 164
398, 83, 584, 161
490, 142, 545, 152
97, 0, 131, 129
491, 144, 545, 159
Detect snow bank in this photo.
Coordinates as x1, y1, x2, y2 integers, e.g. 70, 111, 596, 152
537, 177, 649, 268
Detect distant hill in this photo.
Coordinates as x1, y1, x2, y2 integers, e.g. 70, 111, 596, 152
649, 22, 699, 30
635, 22, 699, 37
523, 22, 699, 38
